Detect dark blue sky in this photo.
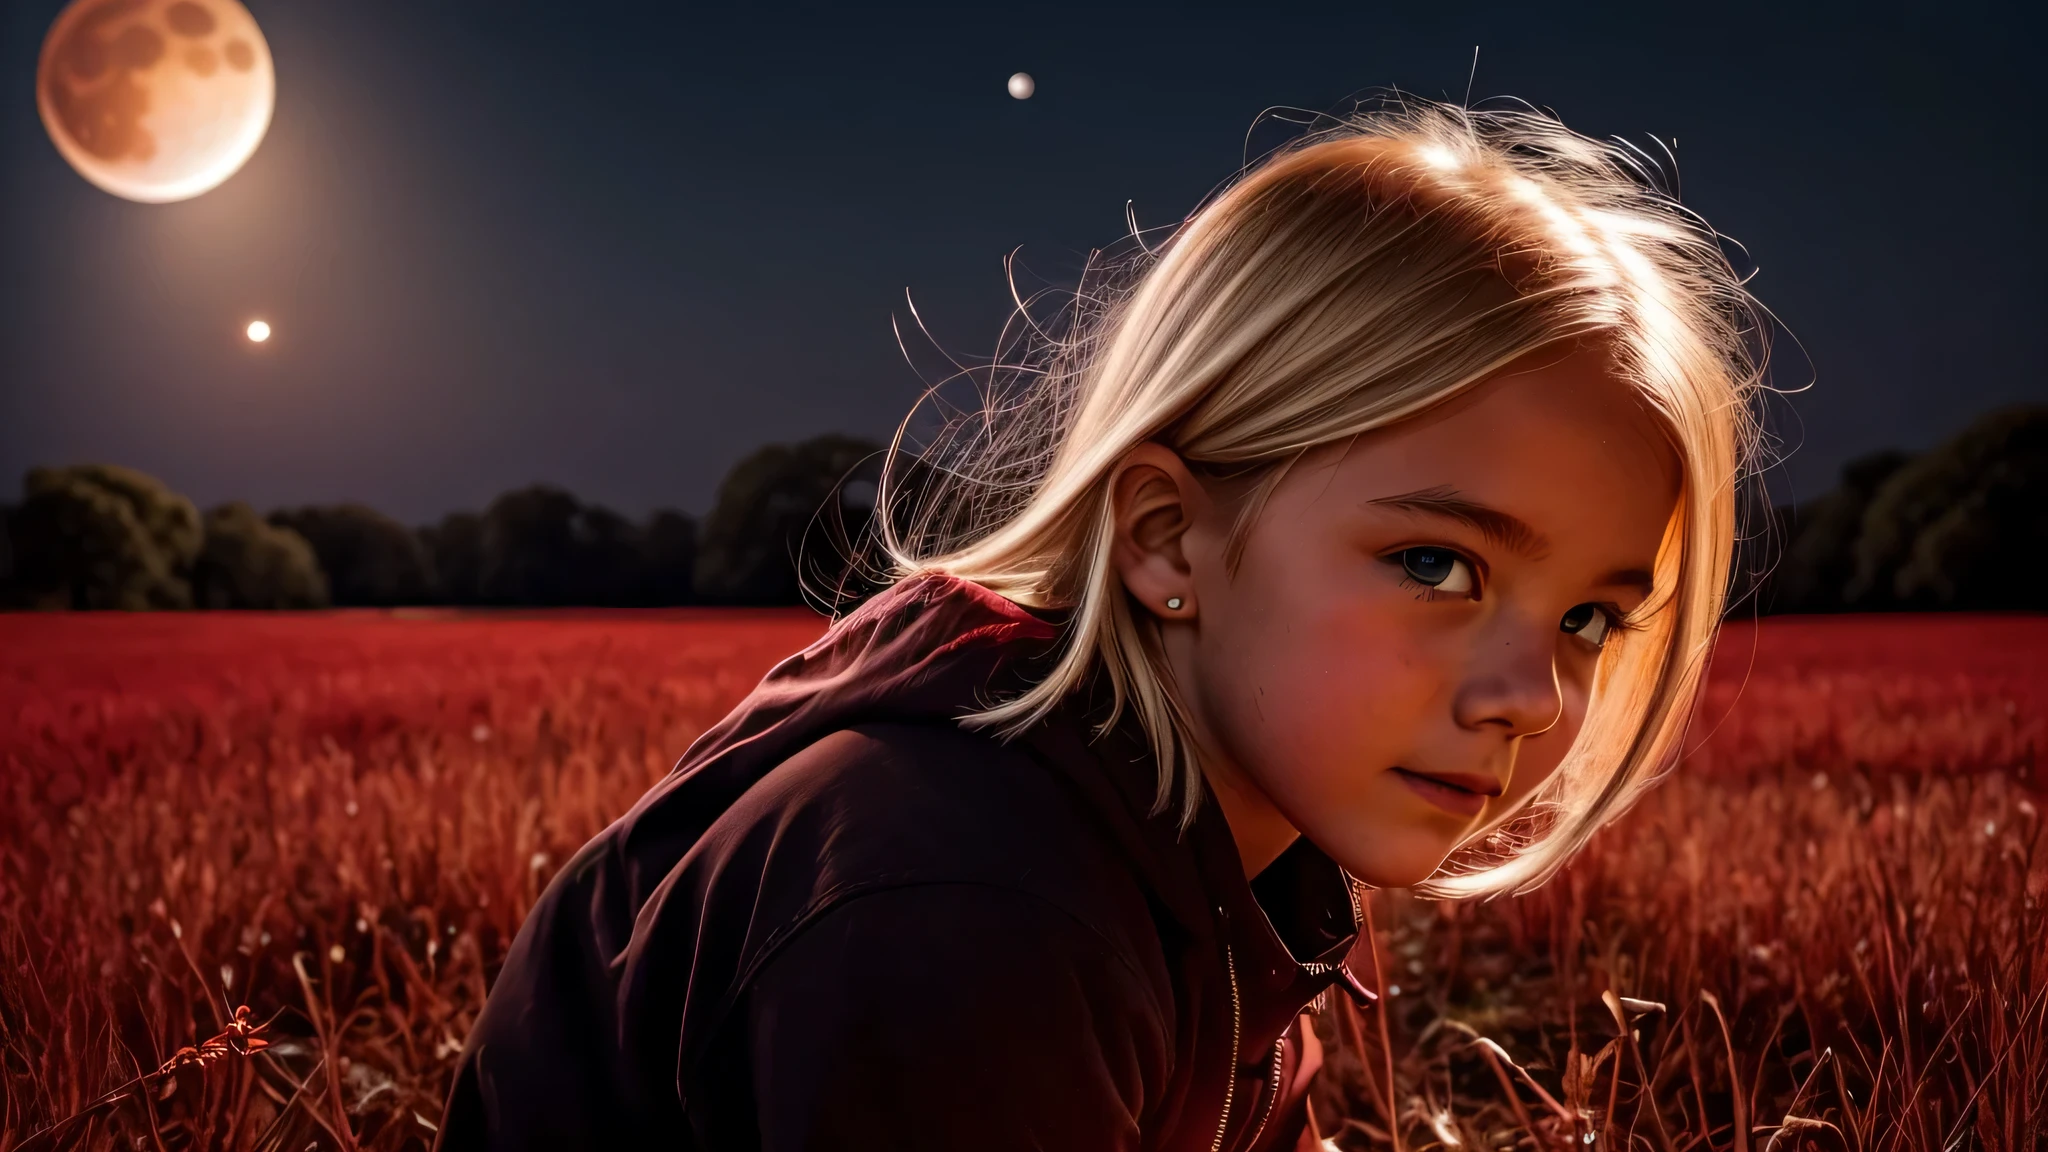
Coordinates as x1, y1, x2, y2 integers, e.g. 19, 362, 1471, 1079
3, 0, 2041, 525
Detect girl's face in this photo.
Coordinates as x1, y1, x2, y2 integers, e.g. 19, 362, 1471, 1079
1112, 341, 1682, 886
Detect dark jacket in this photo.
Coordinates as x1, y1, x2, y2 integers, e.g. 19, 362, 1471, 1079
439, 572, 1365, 1152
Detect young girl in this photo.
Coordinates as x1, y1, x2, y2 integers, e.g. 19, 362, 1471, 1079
439, 100, 1762, 1152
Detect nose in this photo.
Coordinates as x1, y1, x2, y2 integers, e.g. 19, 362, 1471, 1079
1452, 617, 1564, 737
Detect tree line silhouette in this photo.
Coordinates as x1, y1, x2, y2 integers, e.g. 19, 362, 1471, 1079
1, 405, 2042, 613
0, 434, 883, 611
1750, 405, 2046, 614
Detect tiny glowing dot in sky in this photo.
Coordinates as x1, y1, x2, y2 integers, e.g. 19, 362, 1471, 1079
1007, 72, 1034, 100
246, 320, 271, 343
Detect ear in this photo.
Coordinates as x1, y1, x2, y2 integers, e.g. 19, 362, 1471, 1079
1108, 442, 1207, 619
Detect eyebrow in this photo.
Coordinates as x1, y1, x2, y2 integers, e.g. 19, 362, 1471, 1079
1366, 485, 1552, 559
1366, 485, 1659, 597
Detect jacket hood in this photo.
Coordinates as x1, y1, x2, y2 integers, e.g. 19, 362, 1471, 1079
639, 571, 1238, 939
669, 570, 1063, 790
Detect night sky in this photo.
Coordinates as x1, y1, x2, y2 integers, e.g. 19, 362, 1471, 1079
3, 0, 2041, 526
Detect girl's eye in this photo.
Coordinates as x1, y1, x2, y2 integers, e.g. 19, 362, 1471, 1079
1560, 603, 1616, 648
1393, 547, 1476, 597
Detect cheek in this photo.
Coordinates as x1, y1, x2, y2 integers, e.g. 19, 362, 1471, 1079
1196, 582, 1446, 778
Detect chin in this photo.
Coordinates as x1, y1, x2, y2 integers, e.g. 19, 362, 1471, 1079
1319, 826, 1459, 890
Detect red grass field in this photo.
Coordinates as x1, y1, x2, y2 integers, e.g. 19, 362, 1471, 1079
2, 610, 2043, 1150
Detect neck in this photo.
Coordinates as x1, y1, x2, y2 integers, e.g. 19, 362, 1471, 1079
1198, 751, 1301, 880
1157, 622, 1300, 878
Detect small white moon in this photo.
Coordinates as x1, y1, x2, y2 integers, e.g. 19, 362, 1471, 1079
246, 319, 270, 342
1007, 72, 1034, 100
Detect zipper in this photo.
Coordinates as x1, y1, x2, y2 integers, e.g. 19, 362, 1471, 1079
1209, 941, 1240, 1152
1215, 874, 1366, 1152
1244, 1036, 1287, 1150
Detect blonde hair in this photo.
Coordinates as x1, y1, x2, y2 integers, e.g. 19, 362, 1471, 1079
869, 99, 1766, 899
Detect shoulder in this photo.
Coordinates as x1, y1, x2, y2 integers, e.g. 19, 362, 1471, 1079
640, 720, 1177, 1113
711, 721, 1146, 930
729, 717, 1130, 897
724, 881, 1170, 1151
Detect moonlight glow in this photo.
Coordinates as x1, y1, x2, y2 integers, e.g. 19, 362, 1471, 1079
36, 0, 275, 204
1007, 72, 1034, 100
246, 319, 270, 342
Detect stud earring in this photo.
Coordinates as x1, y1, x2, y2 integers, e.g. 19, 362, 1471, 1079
1165, 597, 1183, 611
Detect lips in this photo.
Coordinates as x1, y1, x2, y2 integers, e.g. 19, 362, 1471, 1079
1390, 766, 1501, 818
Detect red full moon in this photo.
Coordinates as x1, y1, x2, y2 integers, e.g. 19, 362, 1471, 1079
36, 0, 275, 203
